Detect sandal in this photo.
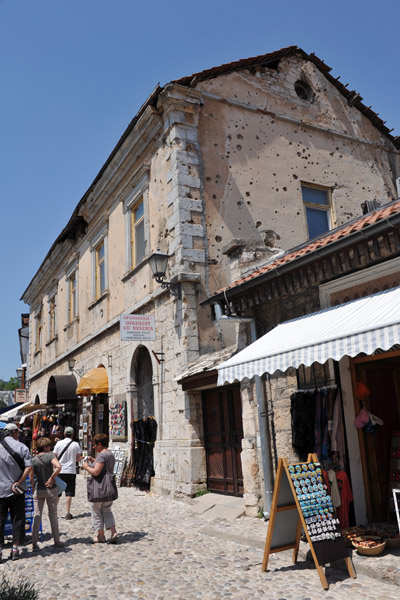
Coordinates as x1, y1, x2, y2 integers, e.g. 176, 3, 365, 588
108, 533, 118, 545
92, 536, 106, 544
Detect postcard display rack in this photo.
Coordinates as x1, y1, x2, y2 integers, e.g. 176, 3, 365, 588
388, 431, 400, 518
110, 401, 127, 442
110, 448, 127, 487
262, 454, 356, 590
78, 398, 93, 458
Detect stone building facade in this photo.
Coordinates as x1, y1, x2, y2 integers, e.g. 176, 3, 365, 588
21, 47, 400, 514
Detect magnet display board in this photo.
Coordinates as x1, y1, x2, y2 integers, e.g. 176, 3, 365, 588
262, 454, 356, 590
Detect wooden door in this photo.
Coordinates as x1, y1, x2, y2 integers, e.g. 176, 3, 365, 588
357, 361, 400, 521
202, 387, 243, 496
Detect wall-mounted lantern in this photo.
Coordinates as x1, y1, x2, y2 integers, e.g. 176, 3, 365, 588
68, 358, 84, 376
148, 250, 180, 297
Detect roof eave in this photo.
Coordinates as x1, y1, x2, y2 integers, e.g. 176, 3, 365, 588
202, 211, 400, 307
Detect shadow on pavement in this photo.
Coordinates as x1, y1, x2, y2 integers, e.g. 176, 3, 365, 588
61, 511, 91, 519
113, 531, 148, 544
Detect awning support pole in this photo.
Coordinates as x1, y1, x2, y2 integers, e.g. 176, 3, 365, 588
250, 320, 273, 519
254, 374, 273, 518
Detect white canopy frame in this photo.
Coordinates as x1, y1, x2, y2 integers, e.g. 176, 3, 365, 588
217, 286, 400, 384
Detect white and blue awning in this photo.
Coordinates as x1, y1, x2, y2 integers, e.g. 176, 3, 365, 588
0, 401, 33, 422
217, 286, 400, 384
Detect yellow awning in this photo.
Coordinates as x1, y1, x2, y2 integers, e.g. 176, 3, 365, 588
76, 367, 108, 396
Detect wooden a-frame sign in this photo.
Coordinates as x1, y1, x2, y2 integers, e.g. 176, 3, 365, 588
262, 454, 356, 590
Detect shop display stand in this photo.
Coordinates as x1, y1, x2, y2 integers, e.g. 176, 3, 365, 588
262, 453, 356, 590
110, 449, 127, 487
393, 489, 400, 533
4, 483, 40, 540
388, 431, 400, 520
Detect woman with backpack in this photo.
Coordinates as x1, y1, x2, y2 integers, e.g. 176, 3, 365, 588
31, 437, 64, 549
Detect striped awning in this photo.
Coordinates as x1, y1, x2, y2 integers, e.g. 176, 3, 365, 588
217, 286, 400, 384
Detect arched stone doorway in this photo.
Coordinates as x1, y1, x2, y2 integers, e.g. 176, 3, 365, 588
131, 346, 154, 419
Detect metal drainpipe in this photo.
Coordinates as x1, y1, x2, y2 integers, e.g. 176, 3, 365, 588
249, 320, 273, 519
215, 304, 273, 518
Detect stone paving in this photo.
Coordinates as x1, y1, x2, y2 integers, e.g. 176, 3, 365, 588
0, 476, 399, 599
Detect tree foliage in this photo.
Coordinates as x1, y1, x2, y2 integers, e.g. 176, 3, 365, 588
0, 573, 39, 600
0, 377, 20, 391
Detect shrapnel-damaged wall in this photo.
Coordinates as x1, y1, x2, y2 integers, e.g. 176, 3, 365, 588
194, 55, 398, 298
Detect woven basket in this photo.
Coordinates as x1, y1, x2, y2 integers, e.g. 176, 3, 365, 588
343, 528, 372, 547
352, 536, 386, 556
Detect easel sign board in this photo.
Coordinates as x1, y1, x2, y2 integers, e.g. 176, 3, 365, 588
268, 466, 300, 551
262, 454, 355, 590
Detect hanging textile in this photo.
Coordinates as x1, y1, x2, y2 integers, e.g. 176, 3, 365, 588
331, 390, 346, 470
290, 391, 316, 461
336, 470, 353, 529
327, 469, 342, 508
130, 417, 158, 490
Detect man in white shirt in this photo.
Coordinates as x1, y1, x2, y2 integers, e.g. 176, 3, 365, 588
54, 426, 82, 520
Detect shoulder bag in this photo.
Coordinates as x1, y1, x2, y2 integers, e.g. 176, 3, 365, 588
36, 454, 67, 494
87, 453, 118, 503
0, 439, 25, 472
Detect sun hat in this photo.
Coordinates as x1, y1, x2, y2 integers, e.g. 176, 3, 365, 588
4, 423, 20, 431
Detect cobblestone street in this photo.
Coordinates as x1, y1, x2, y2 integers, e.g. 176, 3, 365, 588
0, 476, 399, 599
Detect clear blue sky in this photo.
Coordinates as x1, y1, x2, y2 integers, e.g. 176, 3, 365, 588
1, 0, 399, 380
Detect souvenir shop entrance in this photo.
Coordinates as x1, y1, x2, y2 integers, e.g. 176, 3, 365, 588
76, 366, 109, 457
20, 402, 78, 452
351, 350, 400, 522
78, 394, 109, 457
290, 362, 354, 529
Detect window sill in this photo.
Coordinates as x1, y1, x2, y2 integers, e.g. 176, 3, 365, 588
45, 336, 58, 347
121, 259, 146, 282
88, 290, 109, 311
63, 317, 79, 332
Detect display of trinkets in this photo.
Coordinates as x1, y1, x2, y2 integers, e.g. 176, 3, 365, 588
109, 401, 127, 441
289, 461, 342, 543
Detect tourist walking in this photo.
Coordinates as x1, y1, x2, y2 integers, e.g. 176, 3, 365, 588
32, 437, 63, 549
81, 433, 118, 544
54, 426, 82, 520
0, 423, 33, 562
